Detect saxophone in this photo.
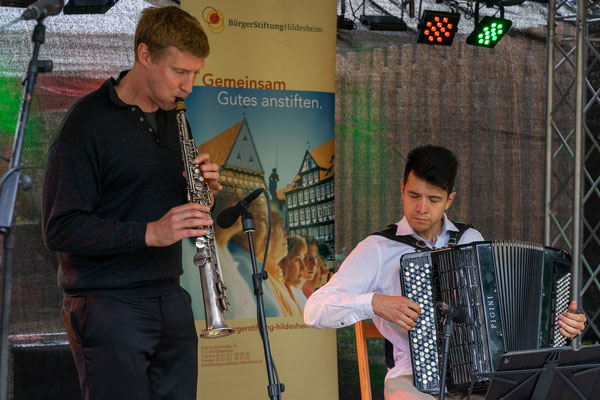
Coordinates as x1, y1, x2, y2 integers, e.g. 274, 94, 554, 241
175, 97, 234, 338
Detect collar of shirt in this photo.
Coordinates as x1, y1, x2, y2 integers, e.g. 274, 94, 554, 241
107, 70, 130, 108
105, 70, 163, 145
394, 214, 458, 249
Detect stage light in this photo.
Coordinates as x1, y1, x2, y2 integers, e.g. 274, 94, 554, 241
63, 0, 119, 14
416, 10, 460, 46
357, 0, 407, 31
466, 16, 512, 48
360, 15, 407, 31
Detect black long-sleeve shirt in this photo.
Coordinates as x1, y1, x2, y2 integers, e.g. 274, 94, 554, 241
42, 71, 188, 294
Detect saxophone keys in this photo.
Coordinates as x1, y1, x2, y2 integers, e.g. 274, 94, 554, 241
216, 281, 227, 294
218, 296, 231, 312
193, 244, 209, 266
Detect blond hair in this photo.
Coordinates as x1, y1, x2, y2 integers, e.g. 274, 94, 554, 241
135, 6, 210, 62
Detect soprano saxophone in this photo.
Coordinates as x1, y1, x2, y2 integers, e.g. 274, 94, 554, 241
175, 97, 234, 338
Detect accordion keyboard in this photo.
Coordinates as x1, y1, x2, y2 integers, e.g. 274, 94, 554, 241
401, 258, 440, 391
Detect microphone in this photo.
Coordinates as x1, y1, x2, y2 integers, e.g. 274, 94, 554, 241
436, 301, 469, 324
217, 189, 263, 229
21, 0, 64, 20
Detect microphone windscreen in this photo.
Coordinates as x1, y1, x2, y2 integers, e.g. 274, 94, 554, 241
22, 0, 64, 20
216, 207, 237, 229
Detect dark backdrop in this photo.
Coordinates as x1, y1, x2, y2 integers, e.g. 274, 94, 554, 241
334, 27, 549, 259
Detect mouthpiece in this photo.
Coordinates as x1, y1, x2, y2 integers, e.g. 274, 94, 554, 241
175, 97, 186, 113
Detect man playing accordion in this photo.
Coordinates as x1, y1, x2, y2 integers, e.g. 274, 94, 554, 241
304, 145, 586, 399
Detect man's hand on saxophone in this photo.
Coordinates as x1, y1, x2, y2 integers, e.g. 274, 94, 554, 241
194, 152, 222, 195
147, 152, 221, 248
145, 203, 214, 247
183, 153, 221, 208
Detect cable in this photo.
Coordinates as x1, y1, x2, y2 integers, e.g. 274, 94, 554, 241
260, 189, 271, 275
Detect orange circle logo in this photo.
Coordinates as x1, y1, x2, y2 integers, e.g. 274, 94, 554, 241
203, 7, 224, 33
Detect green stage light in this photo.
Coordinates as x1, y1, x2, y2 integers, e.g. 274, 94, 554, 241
416, 10, 460, 46
467, 16, 512, 48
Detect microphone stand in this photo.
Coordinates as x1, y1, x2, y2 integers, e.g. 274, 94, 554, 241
0, 17, 53, 400
438, 315, 455, 400
241, 209, 284, 400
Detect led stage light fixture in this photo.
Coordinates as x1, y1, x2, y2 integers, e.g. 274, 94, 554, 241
466, 16, 512, 48
416, 10, 460, 46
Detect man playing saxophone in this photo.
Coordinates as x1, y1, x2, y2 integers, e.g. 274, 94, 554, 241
42, 6, 217, 400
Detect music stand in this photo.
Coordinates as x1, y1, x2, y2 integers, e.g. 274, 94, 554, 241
466, 345, 600, 400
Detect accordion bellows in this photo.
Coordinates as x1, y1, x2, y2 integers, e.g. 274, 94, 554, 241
400, 241, 571, 394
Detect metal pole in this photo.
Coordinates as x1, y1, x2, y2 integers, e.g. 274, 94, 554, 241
545, 0, 556, 247
572, 0, 586, 348
0, 20, 52, 400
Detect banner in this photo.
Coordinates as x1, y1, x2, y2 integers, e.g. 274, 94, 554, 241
180, 1, 338, 399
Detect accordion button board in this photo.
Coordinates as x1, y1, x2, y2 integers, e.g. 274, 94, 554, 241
403, 261, 439, 390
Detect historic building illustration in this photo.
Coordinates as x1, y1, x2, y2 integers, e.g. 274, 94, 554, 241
198, 120, 334, 259
278, 139, 334, 259
198, 119, 266, 195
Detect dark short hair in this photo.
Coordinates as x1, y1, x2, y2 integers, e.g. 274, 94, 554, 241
403, 145, 458, 194
135, 6, 210, 62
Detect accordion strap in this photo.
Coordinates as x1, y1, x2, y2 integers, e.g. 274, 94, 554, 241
370, 221, 473, 249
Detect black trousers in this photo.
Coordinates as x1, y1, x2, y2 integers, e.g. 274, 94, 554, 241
62, 287, 198, 400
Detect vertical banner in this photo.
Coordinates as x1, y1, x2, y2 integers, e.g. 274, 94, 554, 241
180, 1, 337, 399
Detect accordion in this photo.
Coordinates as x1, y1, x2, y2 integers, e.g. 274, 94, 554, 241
399, 241, 572, 394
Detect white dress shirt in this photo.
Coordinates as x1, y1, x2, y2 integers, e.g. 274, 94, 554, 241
304, 215, 484, 380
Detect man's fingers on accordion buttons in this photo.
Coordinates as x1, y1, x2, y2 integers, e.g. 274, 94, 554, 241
407, 299, 422, 314
398, 314, 417, 330
571, 316, 585, 330
408, 304, 421, 319
559, 327, 575, 339
401, 298, 420, 315
398, 320, 414, 331
399, 306, 418, 322
559, 312, 585, 328
558, 319, 578, 336
573, 312, 586, 323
